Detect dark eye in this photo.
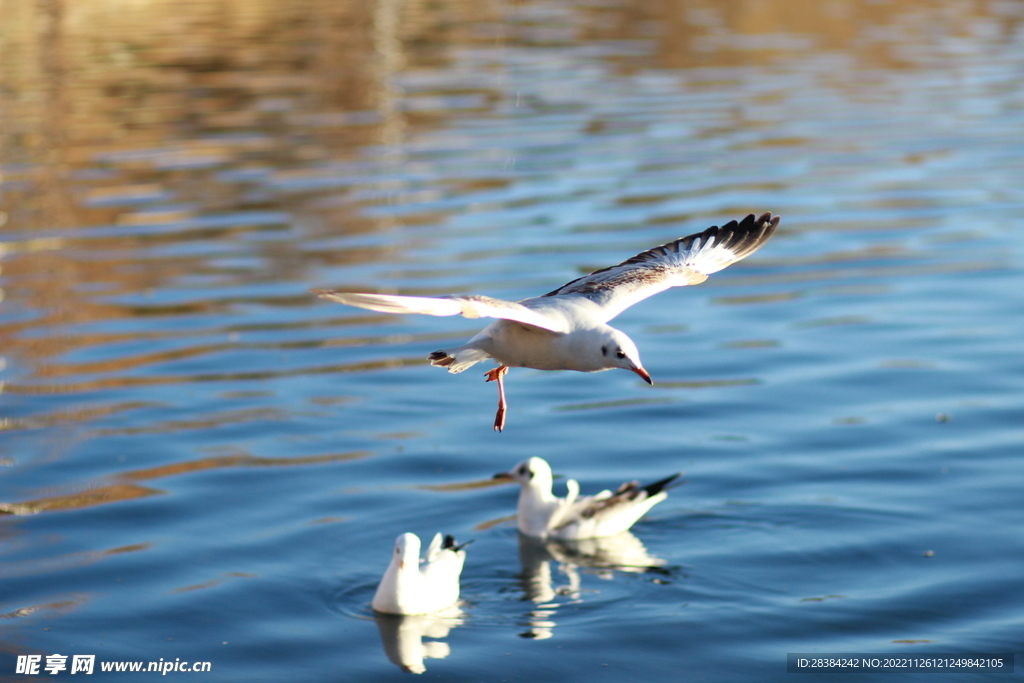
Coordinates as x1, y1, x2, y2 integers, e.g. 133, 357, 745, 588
601, 345, 608, 356
616, 350, 626, 359
517, 465, 528, 476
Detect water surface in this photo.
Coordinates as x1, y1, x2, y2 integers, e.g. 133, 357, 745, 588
2, 0, 1024, 680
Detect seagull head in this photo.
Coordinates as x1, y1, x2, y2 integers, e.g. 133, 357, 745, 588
596, 328, 652, 384
494, 457, 553, 491
393, 532, 421, 571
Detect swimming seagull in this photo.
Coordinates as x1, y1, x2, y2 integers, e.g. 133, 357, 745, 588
372, 532, 470, 615
314, 212, 778, 431
493, 457, 681, 540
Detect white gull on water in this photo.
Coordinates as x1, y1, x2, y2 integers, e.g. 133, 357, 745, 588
372, 533, 470, 616
315, 212, 779, 430
493, 457, 681, 540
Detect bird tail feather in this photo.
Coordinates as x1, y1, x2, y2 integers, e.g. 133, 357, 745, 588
640, 472, 683, 498
428, 346, 490, 374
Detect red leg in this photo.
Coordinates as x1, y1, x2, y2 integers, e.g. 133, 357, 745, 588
484, 366, 509, 432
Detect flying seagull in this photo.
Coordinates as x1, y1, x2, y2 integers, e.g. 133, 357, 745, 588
314, 212, 778, 431
372, 532, 470, 615
493, 457, 681, 539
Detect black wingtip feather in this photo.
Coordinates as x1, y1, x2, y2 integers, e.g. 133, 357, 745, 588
703, 212, 779, 261
613, 211, 779, 272
429, 350, 455, 366
443, 535, 474, 552
641, 472, 684, 497
541, 212, 778, 298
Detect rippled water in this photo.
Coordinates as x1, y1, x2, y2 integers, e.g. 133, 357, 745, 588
3, 0, 1024, 680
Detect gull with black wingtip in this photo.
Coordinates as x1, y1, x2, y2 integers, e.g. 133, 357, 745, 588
493, 457, 682, 540
315, 212, 779, 431
372, 532, 471, 616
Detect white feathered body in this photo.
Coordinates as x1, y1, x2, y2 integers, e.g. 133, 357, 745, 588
448, 301, 616, 374
372, 533, 466, 615
505, 457, 679, 540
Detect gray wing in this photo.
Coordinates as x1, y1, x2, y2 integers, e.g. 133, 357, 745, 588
541, 212, 779, 322
312, 290, 570, 333
567, 472, 682, 524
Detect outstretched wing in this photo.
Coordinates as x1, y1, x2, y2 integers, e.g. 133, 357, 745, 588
312, 290, 569, 334
542, 212, 779, 322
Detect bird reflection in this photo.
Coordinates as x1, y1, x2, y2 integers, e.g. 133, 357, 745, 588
516, 531, 666, 639
373, 606, 464, 674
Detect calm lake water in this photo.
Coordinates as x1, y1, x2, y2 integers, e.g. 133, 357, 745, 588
2, 0, 1024, 680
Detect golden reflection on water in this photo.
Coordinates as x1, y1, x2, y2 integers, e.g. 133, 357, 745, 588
3, 0, 1016, 225
0, 0, 1020, 519
0, 450, 371, 515
0, 597, 86, 619
0, 0, 1017, 384
0, 484, 163, 515
0, 544, 150, 578
2, 355, 427, 395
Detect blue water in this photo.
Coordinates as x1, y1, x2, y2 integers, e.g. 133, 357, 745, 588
2, 0, 1024, 680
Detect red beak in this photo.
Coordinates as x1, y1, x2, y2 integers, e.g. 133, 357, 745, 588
633, 366, 653, 385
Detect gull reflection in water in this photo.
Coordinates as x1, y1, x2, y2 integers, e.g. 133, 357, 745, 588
516, 531, 666, 639
373, 605, 464, 674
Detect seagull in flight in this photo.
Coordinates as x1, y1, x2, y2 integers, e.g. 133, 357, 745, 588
315, 212, 778, 431
493, 457, 681, 540
372, 532, 470, 615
